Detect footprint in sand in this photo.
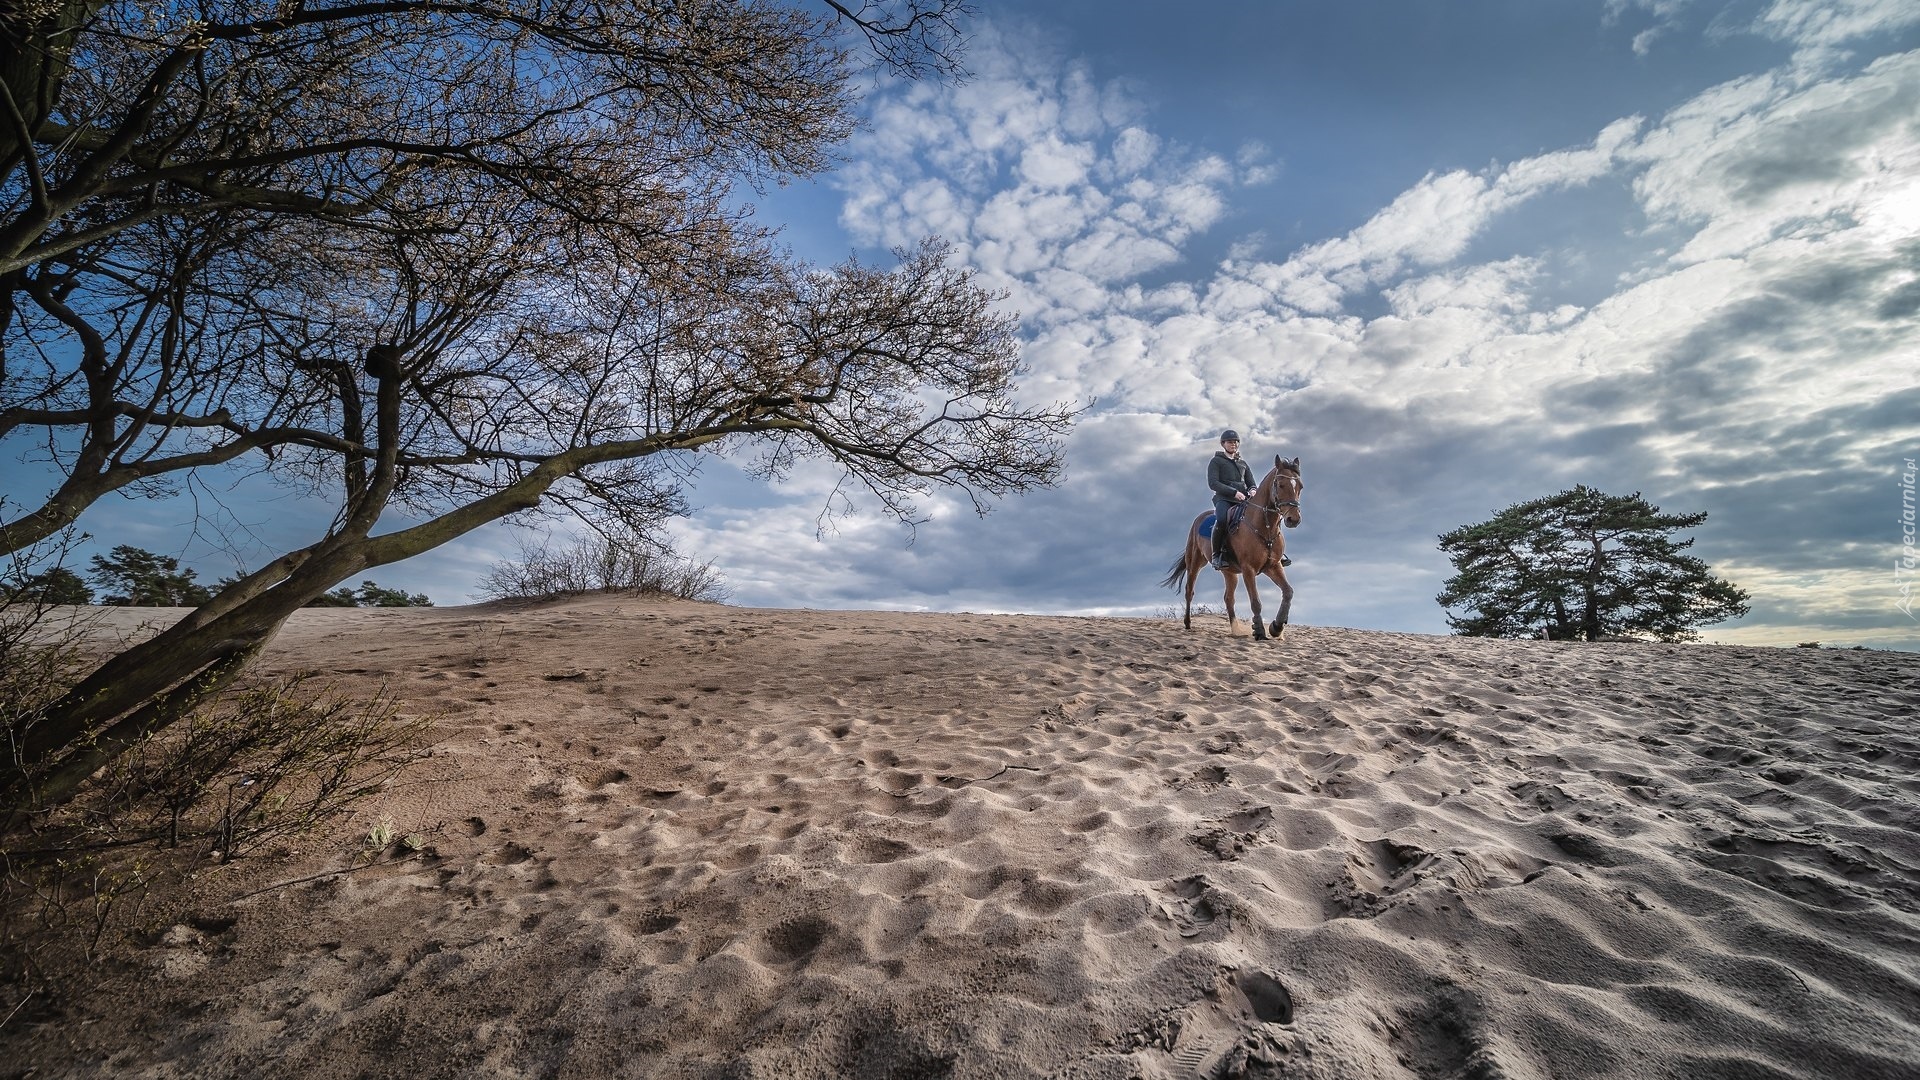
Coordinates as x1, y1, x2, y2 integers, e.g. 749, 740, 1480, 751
1160, 968, 1297, 1078
1154, 875, 1230, 939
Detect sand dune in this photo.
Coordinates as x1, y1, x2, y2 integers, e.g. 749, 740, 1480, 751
9, 596, 1920, 1078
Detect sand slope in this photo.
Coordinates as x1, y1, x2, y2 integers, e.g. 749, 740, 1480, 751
9, 597, 1920, 1079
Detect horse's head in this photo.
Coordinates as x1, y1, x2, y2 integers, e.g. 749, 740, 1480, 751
1268, 456, 1303, 529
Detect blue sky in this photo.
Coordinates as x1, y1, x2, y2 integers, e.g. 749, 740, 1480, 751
15, 0, 1920, 648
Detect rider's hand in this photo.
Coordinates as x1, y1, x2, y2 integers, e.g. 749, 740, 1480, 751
1234, 491, 1247, 501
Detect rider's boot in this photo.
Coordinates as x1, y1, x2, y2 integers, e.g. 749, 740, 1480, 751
1210, 521, 1234, 570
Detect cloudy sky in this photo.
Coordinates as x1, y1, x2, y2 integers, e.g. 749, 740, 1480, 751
31, 0, 1920, 648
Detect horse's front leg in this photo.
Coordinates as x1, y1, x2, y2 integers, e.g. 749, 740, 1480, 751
1245, 571, 1267, 641
1265, 565, 1294, 638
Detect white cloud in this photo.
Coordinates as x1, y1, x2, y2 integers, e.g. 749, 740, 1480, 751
1754, 0, 1920, 49
1630, 50, 1920, 263
1242, 117, 1643, 314
835, 24, 1262, 326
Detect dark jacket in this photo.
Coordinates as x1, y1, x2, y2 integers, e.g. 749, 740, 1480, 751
1208, 451, 1255, 499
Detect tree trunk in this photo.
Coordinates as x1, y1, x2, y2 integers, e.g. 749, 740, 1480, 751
1583, 539, 1605, 641
1, 0, 100, 168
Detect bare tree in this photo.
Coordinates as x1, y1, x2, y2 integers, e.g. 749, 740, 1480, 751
2, 0, 1070, 817
1, 0, 895, 553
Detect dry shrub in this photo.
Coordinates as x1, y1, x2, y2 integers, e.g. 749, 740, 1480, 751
67, 676, 431, 860
1, 600, 431, 1032
480, 529, 729, 602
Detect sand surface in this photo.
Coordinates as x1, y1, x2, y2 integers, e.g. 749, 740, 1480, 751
7, 596, 1920, 1079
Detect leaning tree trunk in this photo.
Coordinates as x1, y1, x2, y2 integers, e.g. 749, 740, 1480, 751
2, 363, 415, 818
3, 406, 731, 818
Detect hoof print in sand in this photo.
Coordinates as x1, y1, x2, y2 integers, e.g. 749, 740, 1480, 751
1176, 765, 1233, 792
1191, 806, 1274, 862
1333, 839, 1547, 917
757, 914, 832, 966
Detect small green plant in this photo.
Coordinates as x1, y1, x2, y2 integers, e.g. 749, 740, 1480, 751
367, 818, 396, 850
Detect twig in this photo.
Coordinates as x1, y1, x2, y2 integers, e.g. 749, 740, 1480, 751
227, 851, 423, 902
882, 763, 1043, 798
0, 989, 35, 1032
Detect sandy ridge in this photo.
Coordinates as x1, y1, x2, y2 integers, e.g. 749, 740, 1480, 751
9, 597, 1919, 1079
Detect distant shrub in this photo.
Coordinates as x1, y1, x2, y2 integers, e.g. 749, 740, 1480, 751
1796, 641, 1821, 648
1154, 602, 1220, 620
1, 566, 92, 606
480, 530, 728, 603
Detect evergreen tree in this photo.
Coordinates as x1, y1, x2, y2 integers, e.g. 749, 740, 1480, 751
87, 546, 213, 607
352, 582, 433, 608
4, 566, 94, 605
305, 588, 362, 608
301, 582, 432, 608
1437, 486, 1749, 642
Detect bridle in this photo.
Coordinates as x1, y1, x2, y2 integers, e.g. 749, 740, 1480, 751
1251, 470, 1303, 520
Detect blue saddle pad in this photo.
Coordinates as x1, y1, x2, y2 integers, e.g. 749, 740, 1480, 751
1201, 507, 1241, 538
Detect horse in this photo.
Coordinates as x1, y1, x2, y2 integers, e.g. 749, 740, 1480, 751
1160, 456, 1302, 641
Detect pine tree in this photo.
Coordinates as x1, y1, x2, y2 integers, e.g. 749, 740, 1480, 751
5, 566, 94, 605
1437, 486, 1749, 642
86, 546, 213, 607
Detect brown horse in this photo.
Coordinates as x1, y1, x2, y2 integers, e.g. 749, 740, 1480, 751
1160, 456, 1302, 640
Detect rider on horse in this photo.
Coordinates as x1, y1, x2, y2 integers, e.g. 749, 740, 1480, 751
1208, 429, 1254, 570
1208, 429, 1294, 571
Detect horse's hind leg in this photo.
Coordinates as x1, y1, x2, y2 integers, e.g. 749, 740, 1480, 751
1183, 561, 1201, 631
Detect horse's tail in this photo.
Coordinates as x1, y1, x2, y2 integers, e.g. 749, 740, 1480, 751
1159, 554, 1188, 590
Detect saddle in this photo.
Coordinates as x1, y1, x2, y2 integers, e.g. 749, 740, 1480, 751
1201, 505, 1245, 538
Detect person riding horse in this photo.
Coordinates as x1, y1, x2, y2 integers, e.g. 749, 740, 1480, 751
1207, 430, 1253, 570
1208, 429, 1292, 571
